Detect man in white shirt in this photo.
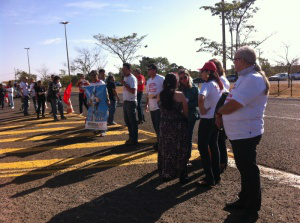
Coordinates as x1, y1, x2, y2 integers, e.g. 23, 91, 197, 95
121, 63, 138, 145
19, 77, 30, 116
216, 46, 270, 222
146, 64, 165, 151
29, 78, 37, 112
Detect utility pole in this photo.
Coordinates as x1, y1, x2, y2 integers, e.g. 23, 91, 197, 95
222, 0, 226, 72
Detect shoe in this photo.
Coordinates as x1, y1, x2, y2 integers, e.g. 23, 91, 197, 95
195, 180, 215, 188
61, 116, 67, 120
187, 161, 193, 167
54, 118, 60, 121
137, 120, 143, 124
125, 139, 138, 146
225, 199, 244, 210
37, 116, 40, 120
220, 163, 228, 173
49, 111, 52, 114
179, 175, 189, 185
42, 114, 45, 118
24, 113, 30, 116
110, 122, 117, 125
99, 132, 106, 137
125, 139, 131, 145
233, 211, 259, 222
79, 113, 84, 116
11, 107, 14, 109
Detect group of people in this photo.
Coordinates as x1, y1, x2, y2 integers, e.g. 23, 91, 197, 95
119, 46, 269, 222
0, 81, 15, 109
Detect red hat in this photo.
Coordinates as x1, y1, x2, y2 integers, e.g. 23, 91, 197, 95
198, 61, 217, 72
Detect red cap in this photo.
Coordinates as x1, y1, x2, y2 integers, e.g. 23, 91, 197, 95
198, 61, 217, 72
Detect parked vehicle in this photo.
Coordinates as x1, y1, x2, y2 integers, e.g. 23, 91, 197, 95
227, 74, 238, 82
193, 78, 204, 84
268, 73, 288, 81
291, 72, 300, 80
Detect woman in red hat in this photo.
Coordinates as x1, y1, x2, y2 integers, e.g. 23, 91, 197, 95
197, 61, 223, 187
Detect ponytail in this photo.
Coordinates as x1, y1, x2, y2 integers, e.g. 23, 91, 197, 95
255, 63, 270, 95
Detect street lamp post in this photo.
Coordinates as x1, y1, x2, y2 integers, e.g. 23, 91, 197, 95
60, 21, 71, 82
24, 47, 31, 75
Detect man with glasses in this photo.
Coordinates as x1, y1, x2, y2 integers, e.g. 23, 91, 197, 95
146, 64, 165, 151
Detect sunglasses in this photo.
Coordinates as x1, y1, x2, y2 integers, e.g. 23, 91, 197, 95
180, 76, 188, 81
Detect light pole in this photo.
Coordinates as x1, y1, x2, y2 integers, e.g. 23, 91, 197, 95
24, 47, 31, 75
60, 21, 71, 82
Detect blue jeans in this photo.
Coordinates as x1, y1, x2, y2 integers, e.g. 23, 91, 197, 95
150, 109, 161, 144
137, 91, 144, 121
187, 118, 197, 158
23, 96, 29, 115
8, 95, 14, 107
108, 100, 117, 124
123, 101, 138, 141
52, 98, 64, 119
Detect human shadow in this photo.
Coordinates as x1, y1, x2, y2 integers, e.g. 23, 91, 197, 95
46, 168, 209, 223
223, 209, 258, 223
4, 138, 157, 196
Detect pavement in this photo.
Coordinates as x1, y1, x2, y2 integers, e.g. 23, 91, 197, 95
0, 94, 300, 223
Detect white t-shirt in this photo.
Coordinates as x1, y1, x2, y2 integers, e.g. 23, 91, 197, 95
7, 87, 14, 96
20, 81, 29, 96
90, 80, 105, 86
199, 80, 222, 119
222, 70, 268, 140
220, 76, 230, 92
30, 83, 36, 96
123, 74, 137, 102
146, 74, 165, 111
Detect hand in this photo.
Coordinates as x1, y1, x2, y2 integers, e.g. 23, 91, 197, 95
215, 115, 223, 130
120, 80, 126, 85
145, 104, 149, 113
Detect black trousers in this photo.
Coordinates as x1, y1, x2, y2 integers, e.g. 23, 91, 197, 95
123, 101, 138, 141
137, 91, 144, 121
37, 97, 46, 116
198, 118, 220, 184
230, 135, 262, 212
79, 93, 89, 114
218, 129, 228, 165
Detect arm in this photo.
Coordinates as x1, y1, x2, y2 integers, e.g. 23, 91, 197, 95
181, 94, 189, 118
217, 99, 243, 115
198, 95, 209, 115
112, 88, 120, 102
123, 83, 136, 94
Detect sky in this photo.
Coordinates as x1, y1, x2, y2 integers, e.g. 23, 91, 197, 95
0, 0, 300, 82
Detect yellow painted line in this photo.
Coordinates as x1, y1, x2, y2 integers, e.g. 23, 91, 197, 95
0, 127, 78, 136
0, 130, 130, 143
0, 138, 153, 155
0, 121, 85, 129
0, 150, 199, 178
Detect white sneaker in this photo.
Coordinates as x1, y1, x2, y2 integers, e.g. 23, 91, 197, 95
79, 113, 84, 116
11, 107, 14, 109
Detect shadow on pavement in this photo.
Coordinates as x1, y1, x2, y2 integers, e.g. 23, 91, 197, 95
46, 169, 208, 223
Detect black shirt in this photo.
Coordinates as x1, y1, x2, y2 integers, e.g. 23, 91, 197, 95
35, 86, 46, 99
107, 81, 116, 101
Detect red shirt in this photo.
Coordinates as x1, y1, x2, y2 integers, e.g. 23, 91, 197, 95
78, 79, 89, 93
136, 74, 145, 92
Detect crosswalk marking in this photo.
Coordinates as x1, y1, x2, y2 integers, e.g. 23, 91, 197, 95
0, 121, 85, 129
0, 127, 79, 136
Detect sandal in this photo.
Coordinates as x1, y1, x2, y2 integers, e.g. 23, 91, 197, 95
196, 180, 215, 188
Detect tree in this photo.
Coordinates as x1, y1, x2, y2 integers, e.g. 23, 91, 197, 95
275, 43, 299, 87
71, 47, 107, 75
15, 70, 37, 82
196, 0, 274, 62
139, 57, 171, 76
94, 33, 147, 64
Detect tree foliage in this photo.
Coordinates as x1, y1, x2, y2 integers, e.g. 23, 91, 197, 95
94, 33, 147, 64
71, 47, 107, 75
196, 0, 274, 61
15, 70, 37, 82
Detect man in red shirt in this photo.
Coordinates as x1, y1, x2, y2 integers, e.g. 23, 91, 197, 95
133, 68, 146, 124
76, 74, 90, 115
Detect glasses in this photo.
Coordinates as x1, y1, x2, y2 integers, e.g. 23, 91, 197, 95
233, 57, 242, 61
180, 76, 188, 81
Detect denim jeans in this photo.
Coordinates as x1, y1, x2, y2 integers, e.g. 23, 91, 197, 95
137, 91, 144, 121
52, 98, 64, 119
198, 118, 220, 184
8, 95, 14, 108
230, 135, 262, 212
23, 96, 29, 115
150, 109, 161, 143
79, 93, 89, 114
123, 101, 138, 141
32, 96, 37, 111
187, 118, 197, 158
108, 100, 117, 124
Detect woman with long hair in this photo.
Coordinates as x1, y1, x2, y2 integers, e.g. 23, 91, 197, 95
178, 69, 200, 163
158, 73, 189, 184
210, 59, 230, 173
197, 61, 223, 187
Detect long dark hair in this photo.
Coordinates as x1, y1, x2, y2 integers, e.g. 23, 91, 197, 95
204, 70, 223, 91
160, 73, 177, 110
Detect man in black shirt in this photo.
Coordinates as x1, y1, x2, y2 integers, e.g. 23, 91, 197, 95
35, 80, 46, 119
106, 75, 120, 125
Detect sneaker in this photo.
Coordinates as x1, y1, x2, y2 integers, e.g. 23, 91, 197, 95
11, 107, 14, 109
54, 117, 60, 121
42, 114, 45, 118
137, 120, 143, 124
61, 116, 67, 120
79, 113, 84, 116
110, 122, 117, 125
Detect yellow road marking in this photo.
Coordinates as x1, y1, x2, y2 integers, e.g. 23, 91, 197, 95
0, 130, 130, 143
0, 121, 85, 129
0, 127, 78, 136
0, 138, 153, 155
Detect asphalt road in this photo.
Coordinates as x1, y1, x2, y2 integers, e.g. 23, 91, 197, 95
0, 94, 299, 223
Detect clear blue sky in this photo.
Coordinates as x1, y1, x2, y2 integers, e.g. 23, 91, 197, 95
1, 0, 300, 82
